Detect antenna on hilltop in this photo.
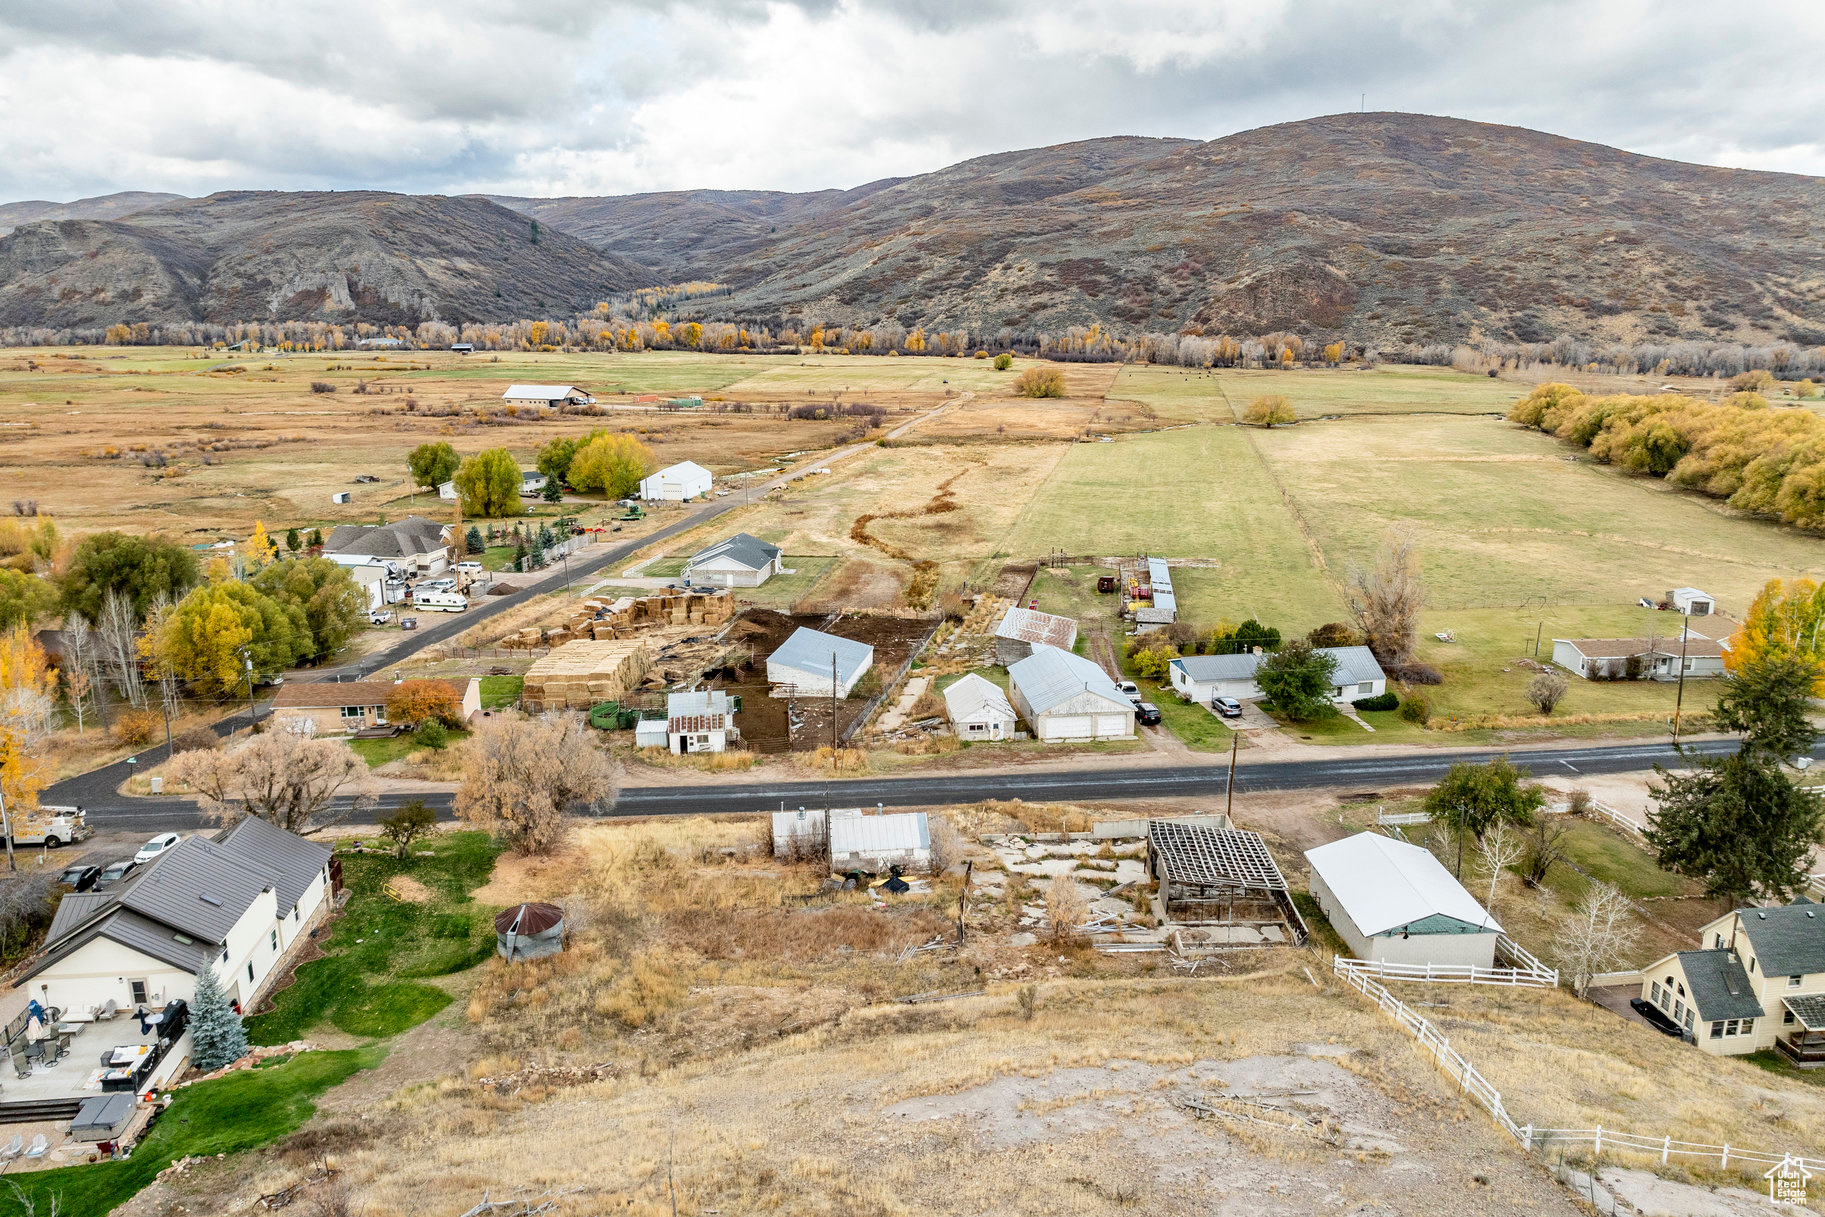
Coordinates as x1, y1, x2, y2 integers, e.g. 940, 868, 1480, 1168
1360, 93, 1365, 113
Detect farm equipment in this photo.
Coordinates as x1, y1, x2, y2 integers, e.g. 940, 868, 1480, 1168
616, 505, 645, 521
1096, 575, 1117, 593
588, 701, 642, 731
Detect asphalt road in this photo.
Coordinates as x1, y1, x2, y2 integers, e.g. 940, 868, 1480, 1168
63, 734, 1788, 834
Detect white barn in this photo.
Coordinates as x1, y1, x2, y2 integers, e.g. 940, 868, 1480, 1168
1304, 832, 1501, 968
685, 533, 783, 588
639, 460, 713, 501
16, 818, 333, 1017
1007, 646, 1135, 742
942, 673, 1018, 741
1169, 646, 1387, 705
829, 810, 931, 872
501, 384, 594, 408
768, 627, 874, 697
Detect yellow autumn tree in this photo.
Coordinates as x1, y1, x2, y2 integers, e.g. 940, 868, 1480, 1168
246, 521, 274, 569
1727, 578, 1825, 684
0, 627, 56, 813
527, 321, 550, 347
905, 327, 926, 353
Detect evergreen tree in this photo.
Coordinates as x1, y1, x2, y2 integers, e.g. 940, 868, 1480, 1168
285, 527, 302, 554
513, 542, 527, 573
1713, 651, 1820, 760
540, 478, 563, 503
189, 965, 249, 1070
528, 528, 547, 569
308, 528, 323, 548
464, 525, 485, 555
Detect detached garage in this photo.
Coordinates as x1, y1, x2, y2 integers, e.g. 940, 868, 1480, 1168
767, 627, 874, 697
1304, 832, 1501, 968
640, 461, 713, 501
1007, 646, 1135, 742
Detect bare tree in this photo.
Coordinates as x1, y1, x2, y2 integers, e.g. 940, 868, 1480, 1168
145, 591, 183, 749
97, 589, 145, 708
927, 813, 963, 875
1347, 532, 1425, 666
454, 713, 614, 855
1521, 809, 1571, 886
1552, 881, 1641, 996
1473, 821, 1525, 912
1526, 671, 1568, 715
1045, 877, 1089, 942
60, 613, 97, 734
166, 731, 375, 834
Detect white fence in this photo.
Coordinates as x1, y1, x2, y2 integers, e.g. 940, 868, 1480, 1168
1375, 809, 1431, 827
1584, 799, 1646, 837
1332, 956, 1825, 1178
1808, 872, 1825, 900
1334, 943, 1557, 989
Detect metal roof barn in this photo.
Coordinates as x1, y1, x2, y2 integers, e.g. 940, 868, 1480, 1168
829, 810, 931, 872
1304, 832, 1501, 967
767, 627, 874, 697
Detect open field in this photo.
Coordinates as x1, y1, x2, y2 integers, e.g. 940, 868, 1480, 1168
1110, 363, 1524, 422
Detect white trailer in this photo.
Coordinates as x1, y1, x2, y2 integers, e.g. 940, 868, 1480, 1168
413, 591, 468, 613
8, 805, 91, 847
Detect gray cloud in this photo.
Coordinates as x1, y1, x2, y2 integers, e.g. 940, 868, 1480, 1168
0, 0, 1817, 203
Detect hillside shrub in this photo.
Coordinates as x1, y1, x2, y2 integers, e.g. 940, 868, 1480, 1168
1397, 695, 1430, 724
1014, 367, 1065, 398
993, 353, 1014, 371
1351, 691, 1400, 712
309, 381, 335, 394
111, 709, 162, 747
171, 724, 221, 753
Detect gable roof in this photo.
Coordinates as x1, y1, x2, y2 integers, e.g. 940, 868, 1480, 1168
117, 835, 276, 943
942, 673, 1016, 723
1676, 949, 1765, 1021
645, 460, 711, 484
323, 517, 449, 560
688, 532, 781, 572
217, 814, 332, 915
995, 606, 1078, 650
1556, 636, 1727, 660
1325, 646, 1388, 686
1170, 646, 1386, 687
272, 678, 461, 710
769, 627, 873, 684
501, 384, 585, 399
1305, 832, 1501, 938
1007, 645, 1128, 715
1737, 903, 1825, 976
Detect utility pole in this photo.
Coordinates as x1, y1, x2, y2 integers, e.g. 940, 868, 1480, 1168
0, 755, 14, 873
1533, 619, 1544, 658
1672, 610, 1691, 743
1225, 731, 1239, 820
242, 649, 259, 732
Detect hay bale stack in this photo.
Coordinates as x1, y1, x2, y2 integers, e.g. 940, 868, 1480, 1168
522, 640, 655, 710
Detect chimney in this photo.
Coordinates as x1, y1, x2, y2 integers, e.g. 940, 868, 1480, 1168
1253, 646, 1263, 655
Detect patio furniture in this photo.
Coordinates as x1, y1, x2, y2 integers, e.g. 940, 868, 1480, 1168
1, 1133, 21, 1160
23, 1134, 47, 1159
40, 1038, 61, 1068
11, 1052, 28, 1080
94, 998, 118, 1022
56, 1020, 82, 1037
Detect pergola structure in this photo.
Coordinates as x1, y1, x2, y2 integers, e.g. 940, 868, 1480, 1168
1780, 995, 1825, 1068
1146, 820, 1309, 944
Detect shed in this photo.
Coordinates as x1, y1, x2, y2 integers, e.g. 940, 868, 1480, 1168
1146, 558, 1176, 620
685, 533, 783, 588
495, 902, 565, 962
993, 606, 1078, 665
829, 810, 931, 872
639, 460, 713, 501
772, 807, 828, 860
1007, 646, 1134, 742
942, 673, 1018, 741
767, 627, 873, 697
661, 689, 738, 753
501, 384, 593, 408
1668, 587, 1715, 615
1146, 819, 1306, 943
1304, 832, 1501, 967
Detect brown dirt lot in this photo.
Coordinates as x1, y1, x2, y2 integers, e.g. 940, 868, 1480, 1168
723, 609, 934, 751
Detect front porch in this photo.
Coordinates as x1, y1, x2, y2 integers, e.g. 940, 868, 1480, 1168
1777, 996, 1825, 1068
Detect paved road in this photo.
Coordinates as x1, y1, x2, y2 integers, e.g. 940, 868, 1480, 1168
63, 734, 1788, 834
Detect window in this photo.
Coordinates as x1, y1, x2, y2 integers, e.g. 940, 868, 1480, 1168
1787, 1009, 1798, 1026
1651, 982, 1664, 1005
1674, 1000, 1685, 1022
1714, 934, 1725, 948
271, 929, 279, 951
1790, 975, 1803, 988
247, 961, 255, 983
1676, 982, 1685, 997
1684, 1009, 1695, 1032
341, 705, 364, 720
1750, 957, 1757, 973
1743, 1019, 1755, 1036
1711, 1021, 1724, 1039
129, 979, 148, 1005
1358, 681, 1373, 694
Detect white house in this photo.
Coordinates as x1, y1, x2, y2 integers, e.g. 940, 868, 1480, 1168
993, 606, 1078, 666
1638, 902, 1825, 1062
348, 564, 387, 611
1552, 633, 1726, 681
16, 819, 333, 1017
520, 470, 549, 497
1668, 587, 1716, 616
942, 673, 1018, 741
1007, 645, 1135, 742
501, 384, 594, 408
321, 517, 452, 576
640, 460, 713, 501
1305, 832, 1502, 968
768, 627, 874, 697
635, 690, 739, 754
685, 533, 784, 588
1168, 646, 1387, 705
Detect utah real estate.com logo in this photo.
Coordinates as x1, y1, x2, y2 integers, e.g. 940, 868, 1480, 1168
1766, 1155, 1812, 1206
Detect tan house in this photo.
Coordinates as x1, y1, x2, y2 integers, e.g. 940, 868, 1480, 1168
268, 678, 480, 736
1638, 900, 1825, 1065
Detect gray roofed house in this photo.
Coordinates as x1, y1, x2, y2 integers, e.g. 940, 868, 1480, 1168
1639, 898, 1825, 1059
217, 814, 333, 916
1169, 645, 1387, 705
1732, 903, 1825, 978
321, 516, 453, 574
1006, 646, 1135, 742
767, 627, 874, 697
685, 532, 784, 588
1674, 950, 1765, 1022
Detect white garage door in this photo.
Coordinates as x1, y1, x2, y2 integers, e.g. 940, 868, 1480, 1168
1043, 715, 1092, 740
1093, 714, 1132, 737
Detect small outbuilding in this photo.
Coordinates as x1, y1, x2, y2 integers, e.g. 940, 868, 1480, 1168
495, 902, 566, 962
1304, 832, 1501, 967
1007, 645, 1134, 742
501, 384, 594, 408
942, 673, 1018, 741
1146, 819, 1307, 943
767, 627, 874, 697
1668, 587, 1715, 616
656, 689, 738, 753
685, 533, 784, 588
993, 606, 1078, 665
640, 460, 713, 501
829, 810, 931, 872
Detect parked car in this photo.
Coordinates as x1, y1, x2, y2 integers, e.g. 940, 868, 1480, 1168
133, 832, 182, 864
400, 617, 419, 631
1115, 680, 1139, 697
96, 859, 138, 887
1134, 702, 1162, 726
455, 561, 482, 573
56, 863, 103, 892
1212, 696, 1244, 719
1630, 997, 1685, 1038
369, 610, 394, 625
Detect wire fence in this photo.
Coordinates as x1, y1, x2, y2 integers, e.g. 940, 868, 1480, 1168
1330, 955, 1824, 1177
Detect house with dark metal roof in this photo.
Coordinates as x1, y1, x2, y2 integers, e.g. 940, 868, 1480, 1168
15, 822, 333, 1019
685, 533, 784, 588
1639, 900, 1825, 1063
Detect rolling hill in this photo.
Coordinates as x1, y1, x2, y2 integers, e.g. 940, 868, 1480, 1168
0, 190, 186, 236
0, 191, 654, 330
4, 114, 1821, 343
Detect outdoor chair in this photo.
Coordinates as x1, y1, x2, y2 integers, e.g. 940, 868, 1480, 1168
1, 1133, 21, 1160
95, 998, 117, 1021
22, 1041, 42, 1064
11, 1053, 28, 1080
24, 1134, 47, 1159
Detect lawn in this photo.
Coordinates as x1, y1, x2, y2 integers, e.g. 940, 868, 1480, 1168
7, 1045, 384, 1217
1213, 365, 1521, 419
1267, 707, 1432, 745
738, 555, 842, 607
480, 674, 524, 708
348, 730, 445, 768
247, 831, 501, 1044
1001, 426, 1346, 632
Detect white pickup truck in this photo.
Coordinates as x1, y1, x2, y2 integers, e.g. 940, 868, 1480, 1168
8, 804, 92, 848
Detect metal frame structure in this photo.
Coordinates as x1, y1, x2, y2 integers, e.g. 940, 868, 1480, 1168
1145, 820, 1308, 943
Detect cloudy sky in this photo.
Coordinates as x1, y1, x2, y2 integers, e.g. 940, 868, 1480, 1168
1, 0, 1820, 203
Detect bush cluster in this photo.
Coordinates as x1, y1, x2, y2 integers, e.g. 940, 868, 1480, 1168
1351, 691, 1400, 712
